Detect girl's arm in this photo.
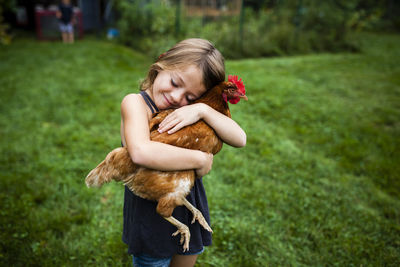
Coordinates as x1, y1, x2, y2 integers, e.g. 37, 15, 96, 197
122, 94, 213, 177
158, 103, 246, 148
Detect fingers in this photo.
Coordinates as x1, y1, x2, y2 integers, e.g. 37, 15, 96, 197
158, 105, 201, 134
159, 112, 175, 129
158, 112, 180, 133
165, 121, 186, 134
195, 153, 213, 178
158, 112, 190, 134
158, 118, 181, 133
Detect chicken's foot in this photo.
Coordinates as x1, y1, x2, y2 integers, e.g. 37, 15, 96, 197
182, 198, 213, 233
164, 216, 191, 252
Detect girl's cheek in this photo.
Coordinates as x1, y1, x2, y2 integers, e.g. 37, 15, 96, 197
179, 98, 189, 107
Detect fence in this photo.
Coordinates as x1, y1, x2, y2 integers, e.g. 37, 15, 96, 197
35, 6, 84, 40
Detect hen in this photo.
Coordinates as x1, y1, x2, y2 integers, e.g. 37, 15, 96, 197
85, 75, 247, 251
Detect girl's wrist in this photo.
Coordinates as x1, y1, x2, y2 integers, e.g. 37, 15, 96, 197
195, 150, 207, 168
195, 151, 213, 177
197, 103, 209, 119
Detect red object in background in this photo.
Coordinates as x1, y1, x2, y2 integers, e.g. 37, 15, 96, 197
35, 8, 84, 40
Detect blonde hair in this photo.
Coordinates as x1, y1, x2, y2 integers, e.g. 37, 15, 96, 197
141, 38, 225, 92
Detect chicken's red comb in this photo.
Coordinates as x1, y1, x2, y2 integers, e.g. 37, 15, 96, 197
228, 75, 245, 94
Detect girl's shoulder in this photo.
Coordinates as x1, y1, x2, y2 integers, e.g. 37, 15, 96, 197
121, 93, 151, 119
122, 93, 141, 104
121, 93, 144, 110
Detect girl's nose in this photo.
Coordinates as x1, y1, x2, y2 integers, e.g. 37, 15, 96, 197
170, 89, 185, 106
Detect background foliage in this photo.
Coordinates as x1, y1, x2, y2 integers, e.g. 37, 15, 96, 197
0, 0, 16, 44
115, 0, 400, 59
1, 32, 399, 266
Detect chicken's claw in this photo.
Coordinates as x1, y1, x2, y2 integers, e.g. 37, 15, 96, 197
164, 216, 192, 252
172, 224, 191, 252
191, 210, 213, 233
182, 198, 213, 233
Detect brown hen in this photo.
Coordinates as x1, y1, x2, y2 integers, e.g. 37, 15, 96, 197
85, 78, 247, 251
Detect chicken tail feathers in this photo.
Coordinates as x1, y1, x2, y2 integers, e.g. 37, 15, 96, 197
85, 147, 136, 188
85, 157, 110, 188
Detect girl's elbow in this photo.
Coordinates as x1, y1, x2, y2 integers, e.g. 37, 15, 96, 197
128, 146, 149, 166
232, 132, 246, 148
238, 132, 247, 147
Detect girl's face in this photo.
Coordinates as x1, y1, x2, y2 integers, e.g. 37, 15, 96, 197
149, 65, 206, 110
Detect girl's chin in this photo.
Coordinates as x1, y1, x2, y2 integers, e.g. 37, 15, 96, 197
156, 101, 168, 110
161, 95, 173, 109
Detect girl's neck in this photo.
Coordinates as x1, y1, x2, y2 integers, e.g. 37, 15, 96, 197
144, 89, 154, 103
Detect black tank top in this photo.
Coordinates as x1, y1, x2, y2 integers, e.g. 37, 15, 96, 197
122, 91, 212, 257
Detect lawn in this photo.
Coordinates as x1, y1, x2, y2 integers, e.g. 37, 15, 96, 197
1, 33, 399, 266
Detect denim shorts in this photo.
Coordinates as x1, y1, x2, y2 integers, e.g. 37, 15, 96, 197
59, 22, 73, 33
132, 247, 204, 267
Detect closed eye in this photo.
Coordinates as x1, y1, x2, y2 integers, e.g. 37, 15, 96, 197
171, 79, 178, 87
186, 95, 194, 103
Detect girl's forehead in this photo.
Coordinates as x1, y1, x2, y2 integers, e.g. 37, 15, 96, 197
172, 64, 200, 76
172, 65, 206, 94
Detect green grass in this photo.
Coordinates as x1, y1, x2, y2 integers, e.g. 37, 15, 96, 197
1, 33, 399, 266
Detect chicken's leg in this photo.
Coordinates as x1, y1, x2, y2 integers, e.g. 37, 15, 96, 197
164, 216, 191, 252
181, 198, 213, 233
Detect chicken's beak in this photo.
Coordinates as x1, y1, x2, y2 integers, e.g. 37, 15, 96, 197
239, 94, 248, 101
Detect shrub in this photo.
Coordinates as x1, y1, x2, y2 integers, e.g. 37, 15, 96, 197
0, 0, 16, 45
116, 0, 178, 59
115, 0, 377, 58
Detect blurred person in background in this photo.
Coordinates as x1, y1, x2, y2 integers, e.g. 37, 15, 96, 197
56, 0, 74, 43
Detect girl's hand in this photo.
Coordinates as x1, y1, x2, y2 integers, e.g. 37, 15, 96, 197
158, 103, 207, 134
195, 152, 213, 178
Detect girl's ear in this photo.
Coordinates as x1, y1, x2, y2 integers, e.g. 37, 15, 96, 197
149, 66, 162, 85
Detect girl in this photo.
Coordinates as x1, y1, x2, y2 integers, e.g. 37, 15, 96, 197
56, 0, 75, 44
121, 38, 246, 267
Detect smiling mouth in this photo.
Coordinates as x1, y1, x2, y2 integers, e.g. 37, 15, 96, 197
163, 94, 172, 106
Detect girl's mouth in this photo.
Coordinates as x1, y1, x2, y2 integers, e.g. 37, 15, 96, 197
163, 94, 172, 106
